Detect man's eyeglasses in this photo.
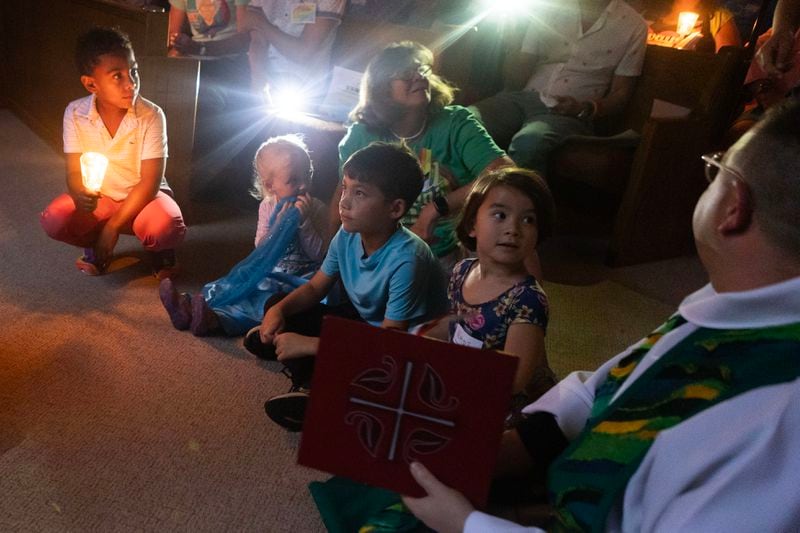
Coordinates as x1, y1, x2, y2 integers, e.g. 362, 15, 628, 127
392, 64, 433, 82
701, 151, 746, 183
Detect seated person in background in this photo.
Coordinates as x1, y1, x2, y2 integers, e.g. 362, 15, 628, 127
168, 0, 250, 58
41, 27, 186, 279
241, 0, 346, 102
755, 0, 800, 76
159, 134, 327, 337
424, 168, 558, 427
167, 0, 253, 198
727, 26, 799, 143
639, 0, 742, 51
244, 142, 448, 432
334, 41, 516, 271
403, 100, 800, 532
469, 0, 647, 175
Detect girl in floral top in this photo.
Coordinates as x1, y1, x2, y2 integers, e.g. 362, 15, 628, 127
448, 168, 557, 425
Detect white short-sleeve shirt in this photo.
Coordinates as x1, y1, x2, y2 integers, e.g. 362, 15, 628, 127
63, 95, 168, 201
521, 0, 647, 102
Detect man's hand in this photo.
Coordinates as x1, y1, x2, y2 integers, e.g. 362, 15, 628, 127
756, 29, 796, 76
169, 33, 199, 56
274, 332, 319, 360
260, 306, 285, 344
72, 189, 100, 213
93, 223, 120, 268
552, 96, 587, 117
401, 462, 474, 533
410, 202, 439, 243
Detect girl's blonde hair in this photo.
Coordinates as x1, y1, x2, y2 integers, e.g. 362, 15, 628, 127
457, 168, 555, 251
250, 134, 313, 200
349, 41, 457, 132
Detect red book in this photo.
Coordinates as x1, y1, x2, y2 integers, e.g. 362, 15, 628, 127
297, 317, 518, 506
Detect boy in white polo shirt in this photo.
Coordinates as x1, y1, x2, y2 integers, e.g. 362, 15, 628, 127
40, 27, 186, 278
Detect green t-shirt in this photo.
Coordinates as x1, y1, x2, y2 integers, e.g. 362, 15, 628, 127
338, 105, 505, 257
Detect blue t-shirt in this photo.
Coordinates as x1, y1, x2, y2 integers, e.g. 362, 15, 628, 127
322, 226, 447, 326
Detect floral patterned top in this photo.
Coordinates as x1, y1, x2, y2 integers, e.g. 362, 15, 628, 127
447, 258, 549, 350
448, 258, 554, 427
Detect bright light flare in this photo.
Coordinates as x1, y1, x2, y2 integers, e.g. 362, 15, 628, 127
80, 152, 108, 192
263, 82, 313, 121
478, 0, 536, 19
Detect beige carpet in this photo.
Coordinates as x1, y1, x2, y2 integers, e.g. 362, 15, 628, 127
542, 281, 674, 378
0, 109, 692, 530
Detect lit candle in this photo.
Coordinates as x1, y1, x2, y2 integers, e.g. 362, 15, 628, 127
80, 152, 109, 192
676, 11, 699, 36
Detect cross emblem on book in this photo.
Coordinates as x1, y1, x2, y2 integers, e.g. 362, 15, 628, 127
346, 356, 458, 463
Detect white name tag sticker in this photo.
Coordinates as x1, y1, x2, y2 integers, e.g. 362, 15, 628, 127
452, 323, 483, 349
291, 2, 317, 24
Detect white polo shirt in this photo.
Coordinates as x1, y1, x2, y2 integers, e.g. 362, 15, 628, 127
522, 0, 647, 102
63, 95, 168, 201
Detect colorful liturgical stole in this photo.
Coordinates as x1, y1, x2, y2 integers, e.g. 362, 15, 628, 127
548, 316, 800, 532
298, 317, 518, 507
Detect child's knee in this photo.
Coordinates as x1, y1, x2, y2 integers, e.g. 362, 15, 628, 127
136, 215, 186, 251
40, 195, 76, 239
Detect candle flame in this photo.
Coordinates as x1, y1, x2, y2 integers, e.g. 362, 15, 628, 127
676, 11, 699, 36
80, 152, 109, 192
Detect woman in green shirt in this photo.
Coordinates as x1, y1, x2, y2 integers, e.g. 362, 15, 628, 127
333, 41, 516, 269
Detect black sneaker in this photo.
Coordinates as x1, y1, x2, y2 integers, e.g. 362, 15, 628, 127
243, 326, 278, 360
264, 388, 309, 432
150, 249, 179, 280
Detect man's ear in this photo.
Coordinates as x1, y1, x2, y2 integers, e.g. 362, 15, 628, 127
718, 178, 753, 235
81, 75, 97, 94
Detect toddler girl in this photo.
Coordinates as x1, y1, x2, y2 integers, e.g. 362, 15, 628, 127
159, 134, 327, 336
447, 168, 557, 425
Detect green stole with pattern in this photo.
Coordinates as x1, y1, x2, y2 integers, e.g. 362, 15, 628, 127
547, 315, 800, 532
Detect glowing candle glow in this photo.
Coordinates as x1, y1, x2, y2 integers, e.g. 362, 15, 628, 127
676, 11, 699, 36
80, 152, 109, 192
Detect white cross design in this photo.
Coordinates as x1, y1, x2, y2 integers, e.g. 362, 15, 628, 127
349, 360, 455, 461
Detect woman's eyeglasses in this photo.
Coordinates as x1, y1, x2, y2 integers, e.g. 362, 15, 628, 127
391, 64, 433, 82
701, 151, 745, 183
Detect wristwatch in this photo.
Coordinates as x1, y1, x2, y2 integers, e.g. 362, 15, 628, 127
432, 194, 450, 217
576, 101, 595, 120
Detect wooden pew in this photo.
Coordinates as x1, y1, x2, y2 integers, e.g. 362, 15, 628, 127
549, 46, 747, 266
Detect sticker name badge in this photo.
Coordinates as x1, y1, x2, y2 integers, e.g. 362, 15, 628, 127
452, 323, 483, 349
291, 2, 317, 24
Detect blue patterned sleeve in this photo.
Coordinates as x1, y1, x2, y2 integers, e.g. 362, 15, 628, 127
509, 279, 549, 331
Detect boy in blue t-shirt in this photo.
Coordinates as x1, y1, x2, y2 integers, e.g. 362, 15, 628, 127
244, 142, 447, 431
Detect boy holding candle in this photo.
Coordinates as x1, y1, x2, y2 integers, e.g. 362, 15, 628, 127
41, 27, 186, 278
